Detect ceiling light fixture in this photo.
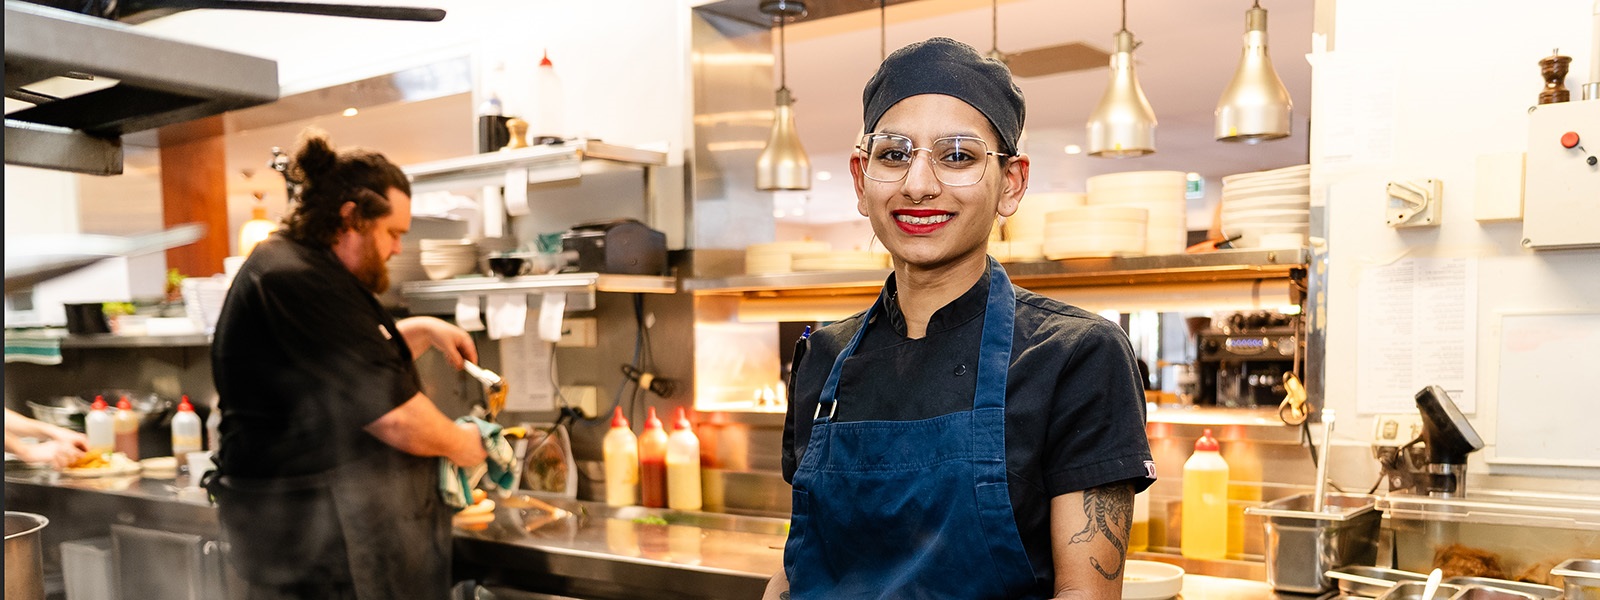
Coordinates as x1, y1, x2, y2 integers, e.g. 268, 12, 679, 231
1215, 0, 1292, 143
756, 0, 811, 191
1086, 0, 1156, 158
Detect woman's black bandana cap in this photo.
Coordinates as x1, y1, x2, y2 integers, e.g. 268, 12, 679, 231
862, 37, 1027, 155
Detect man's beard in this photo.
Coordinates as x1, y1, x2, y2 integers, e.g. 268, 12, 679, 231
353, 230, 390, 294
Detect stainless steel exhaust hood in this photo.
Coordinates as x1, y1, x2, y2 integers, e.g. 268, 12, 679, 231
3, 0, 279, 175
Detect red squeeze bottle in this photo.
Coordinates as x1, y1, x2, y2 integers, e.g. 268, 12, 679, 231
638, 407, 669, 508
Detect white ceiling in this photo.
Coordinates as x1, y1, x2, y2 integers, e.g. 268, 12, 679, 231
769, 0, 1315, 223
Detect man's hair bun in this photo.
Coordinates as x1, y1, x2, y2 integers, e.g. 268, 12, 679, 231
289, 128, 338, 183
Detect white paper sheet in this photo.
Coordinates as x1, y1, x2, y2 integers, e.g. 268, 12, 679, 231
1355, 257, 1478, 413
1311, 51, 1395, 166
454, 295, 484, 332
504, 167, 530, 217
498, 327, 554, 412
485, 293, 526, 340
538, 292, 566, 342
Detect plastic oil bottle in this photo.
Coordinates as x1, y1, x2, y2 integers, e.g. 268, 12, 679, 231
666, 407, 702, 511
85, 396, 114, 458
113, 396, 140, 460
1130, 492, 1151, 553
638, 407, 669, 508
1181, 428, 1229, 559
603, 407, 639, 507
171, 395, 204, 468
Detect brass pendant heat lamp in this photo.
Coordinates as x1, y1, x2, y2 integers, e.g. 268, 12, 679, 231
756, 0, 812, 191
1215, 0, 1293, 143
1087, 0, 1157, 158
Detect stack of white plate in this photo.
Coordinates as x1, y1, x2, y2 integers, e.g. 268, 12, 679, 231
746, 241, 832, 275
1086, 171, 1188, 255
1219, 164, 1310, 248
419, 238, 479, 281
1005, 192, 1086, 243
181, 275, 230, 333
791, 250, 890, 272
1042, 206, 1149, 260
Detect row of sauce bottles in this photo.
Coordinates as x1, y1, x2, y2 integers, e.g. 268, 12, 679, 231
83, 394, 205, 465
603, 406, 702, 510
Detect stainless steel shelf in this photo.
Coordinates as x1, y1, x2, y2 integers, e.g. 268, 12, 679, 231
683, 248, 1309, 294
6, 330, 211, 349
400, 272, 677, 300
403, 139, 668, 190
3, 1, 279, 175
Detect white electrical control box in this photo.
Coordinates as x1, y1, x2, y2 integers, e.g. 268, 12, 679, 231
1522, 100, 1600, 249
1372, 413, 1425, 447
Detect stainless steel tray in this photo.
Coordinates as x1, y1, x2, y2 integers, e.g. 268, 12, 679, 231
1443, 577, 1560, 599
1326, 566, 1429, 597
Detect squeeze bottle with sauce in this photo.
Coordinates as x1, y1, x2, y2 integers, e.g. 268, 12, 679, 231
171, 395, 203, 467
638, 407, 668, 508
1181, 428, 1229, 559
603, 407, 640, 507
85, 396, 114, 457
113, 396, 140, 460
666, 407, 702, 511
1130, 492, 1151, 553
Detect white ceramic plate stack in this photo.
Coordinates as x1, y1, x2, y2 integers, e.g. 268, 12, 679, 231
419, 238, 480, 281
180, 275, 230, 333
790, 250, 890, 272
746, 241, 832, 275
1042, 206, 1149, 260
1219, 164, 1310, 248
1003, 192, 1086, 262
1086, 171, 1188, 255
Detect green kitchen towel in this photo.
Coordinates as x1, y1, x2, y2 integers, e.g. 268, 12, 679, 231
4, 335, 62, 366
438, 416, 517, 511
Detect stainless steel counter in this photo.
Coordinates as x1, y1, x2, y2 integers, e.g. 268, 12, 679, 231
5, 466, 1323, 600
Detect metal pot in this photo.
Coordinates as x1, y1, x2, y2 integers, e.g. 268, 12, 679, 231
5, 512, 49, 600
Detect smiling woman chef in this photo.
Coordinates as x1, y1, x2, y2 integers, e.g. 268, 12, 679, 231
765, 38, 1156, 600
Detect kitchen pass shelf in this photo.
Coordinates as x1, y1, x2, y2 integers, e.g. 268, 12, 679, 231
400, 272, 677, 300
403, 139, 668, 192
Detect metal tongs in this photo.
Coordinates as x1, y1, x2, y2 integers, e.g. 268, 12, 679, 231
463, 361, 508, 423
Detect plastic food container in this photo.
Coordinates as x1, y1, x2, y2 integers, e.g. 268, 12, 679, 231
1326, 566, 1430, 597
1553, 558, 1600, 600
1246, 492, 1382, 594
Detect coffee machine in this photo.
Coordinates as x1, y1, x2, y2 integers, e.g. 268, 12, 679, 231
1196, 311, 1299, 407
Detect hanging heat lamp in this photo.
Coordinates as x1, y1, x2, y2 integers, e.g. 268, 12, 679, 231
1215, 0, 1292, 143
1086, 0, 1157, 158
756, 0, 811, 191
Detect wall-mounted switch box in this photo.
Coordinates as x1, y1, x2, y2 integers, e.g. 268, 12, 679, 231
560, 385, 598, 418
558, 318, 597, 348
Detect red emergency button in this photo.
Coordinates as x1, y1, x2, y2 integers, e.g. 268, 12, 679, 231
1561, 131, 1580, 148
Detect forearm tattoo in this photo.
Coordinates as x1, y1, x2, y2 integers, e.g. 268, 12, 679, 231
1068, 483, 1135, 580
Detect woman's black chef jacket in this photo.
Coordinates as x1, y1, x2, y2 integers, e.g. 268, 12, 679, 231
783, 269, 1157, 593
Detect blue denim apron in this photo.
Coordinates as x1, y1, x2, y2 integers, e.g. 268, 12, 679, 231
785, 258, 1039, 599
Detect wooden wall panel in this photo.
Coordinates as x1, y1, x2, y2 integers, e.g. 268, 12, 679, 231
159, 116, 229, 277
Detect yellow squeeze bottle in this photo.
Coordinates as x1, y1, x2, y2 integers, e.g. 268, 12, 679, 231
1181, 428, 1229, 560
603, 407, 639, 507
665, 407, 702, 511
1130, 492, 1150, 553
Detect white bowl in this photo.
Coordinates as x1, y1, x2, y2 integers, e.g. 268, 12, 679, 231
1046, 206, 1149, 224
1221, 194, 1311, 211
1123, 560, 1185, 600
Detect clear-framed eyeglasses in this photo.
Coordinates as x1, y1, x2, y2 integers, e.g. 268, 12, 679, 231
856, 133, 1009, 187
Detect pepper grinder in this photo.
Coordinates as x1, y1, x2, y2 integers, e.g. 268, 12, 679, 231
501, 118, 530, 151
1538, 49, 1572, 105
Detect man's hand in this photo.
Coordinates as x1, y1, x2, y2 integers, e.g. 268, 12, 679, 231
450, 422, 488, 468
396, 316, 477, 369
17, 439, 86, 470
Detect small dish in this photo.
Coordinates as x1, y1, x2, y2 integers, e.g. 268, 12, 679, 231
1123, 559, 1184, 600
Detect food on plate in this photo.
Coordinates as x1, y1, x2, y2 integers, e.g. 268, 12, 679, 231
71, 451, 111, 469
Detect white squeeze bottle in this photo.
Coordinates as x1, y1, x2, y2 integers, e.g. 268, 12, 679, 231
85, 395, 114, 457
604, 407, 640, 507
665, 407, 702, 511
1181, 428, 1230, 560
171, 395, 203, 468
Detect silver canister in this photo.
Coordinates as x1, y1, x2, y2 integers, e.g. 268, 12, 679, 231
1246, 492, 1382, 594
5, 512, 49, 600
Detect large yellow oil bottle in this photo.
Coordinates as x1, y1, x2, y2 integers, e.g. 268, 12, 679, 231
1181, 428, 1230, 559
